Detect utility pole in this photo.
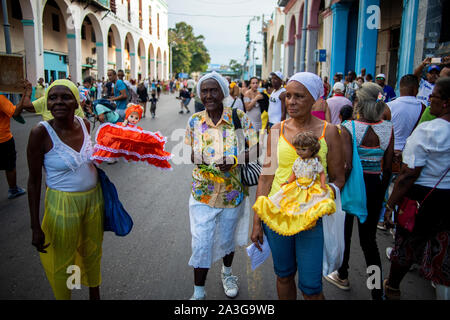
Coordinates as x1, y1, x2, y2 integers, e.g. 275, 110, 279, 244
169, 42, 174, 79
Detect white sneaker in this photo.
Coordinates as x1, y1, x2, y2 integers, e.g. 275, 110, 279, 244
189, 293, 206, 300
221, 272, 239, 298
386, 247, 393, 260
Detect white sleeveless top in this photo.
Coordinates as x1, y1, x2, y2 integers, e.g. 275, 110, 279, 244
243, 96, 262, 131
40, 116, 98, 192
268, 87, 286, 124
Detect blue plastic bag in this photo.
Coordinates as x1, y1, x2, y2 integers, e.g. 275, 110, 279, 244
341, 121, 368, 223
97, 167, 133, 236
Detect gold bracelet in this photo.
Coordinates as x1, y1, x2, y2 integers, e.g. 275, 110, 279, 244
231, 155, 238, 169
386, 203, 394, 211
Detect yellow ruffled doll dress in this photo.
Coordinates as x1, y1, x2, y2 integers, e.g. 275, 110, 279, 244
253, 157, 336, 236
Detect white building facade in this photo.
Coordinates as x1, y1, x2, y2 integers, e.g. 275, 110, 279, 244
0, 0, 169, 86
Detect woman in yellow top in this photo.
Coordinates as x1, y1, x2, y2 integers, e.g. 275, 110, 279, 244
251, 72, 345, 300
253, 131, 336, 235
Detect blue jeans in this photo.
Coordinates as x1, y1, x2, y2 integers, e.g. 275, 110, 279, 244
116, 108, 126, 122
262, 219, 324, 296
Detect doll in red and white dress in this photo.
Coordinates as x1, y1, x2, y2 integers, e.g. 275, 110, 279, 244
91, 104, 172, 169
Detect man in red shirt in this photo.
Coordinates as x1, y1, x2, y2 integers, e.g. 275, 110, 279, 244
0, 82, 31, 199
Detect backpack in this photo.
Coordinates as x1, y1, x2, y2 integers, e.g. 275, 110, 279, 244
93, 99, 117, 114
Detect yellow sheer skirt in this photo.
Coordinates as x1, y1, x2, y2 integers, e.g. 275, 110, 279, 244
40, 183, 104, 300
253, 177, 336, 236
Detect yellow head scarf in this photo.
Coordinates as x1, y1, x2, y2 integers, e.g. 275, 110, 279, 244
44, 79, 81, 111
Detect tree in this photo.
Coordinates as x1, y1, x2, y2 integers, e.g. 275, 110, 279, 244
169, 22, 210, 75
229, 59, 243, 79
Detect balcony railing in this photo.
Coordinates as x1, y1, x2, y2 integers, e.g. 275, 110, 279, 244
75, 0, 110, 10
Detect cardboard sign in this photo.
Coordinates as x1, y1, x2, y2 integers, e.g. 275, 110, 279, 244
0, 54, 25, 93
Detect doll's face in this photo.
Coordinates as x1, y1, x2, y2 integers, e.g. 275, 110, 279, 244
127, 112, 140, 124
295, 146, 313, 159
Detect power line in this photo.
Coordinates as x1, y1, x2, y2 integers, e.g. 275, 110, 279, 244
168, 12, 257, 18
193, 0, 258, 5
168, 12, 272, 18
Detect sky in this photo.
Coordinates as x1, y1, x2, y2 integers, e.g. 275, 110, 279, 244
167, 0, 279, 66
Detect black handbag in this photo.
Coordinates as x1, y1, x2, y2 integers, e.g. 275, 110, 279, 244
231, 108, 261, 186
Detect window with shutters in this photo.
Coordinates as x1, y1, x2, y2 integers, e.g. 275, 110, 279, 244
157, 13, 160, 39
128, 0, 131, 23
139, 0, 143, 29
149, 6, 152, 35
110, 0, 116, 14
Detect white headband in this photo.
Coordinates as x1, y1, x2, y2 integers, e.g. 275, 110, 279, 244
197, 71, 230, 99
288, 72, 324, 101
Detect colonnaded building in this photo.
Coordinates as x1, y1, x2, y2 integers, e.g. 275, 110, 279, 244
262, 0, 449, 92
0, 0, 169, 86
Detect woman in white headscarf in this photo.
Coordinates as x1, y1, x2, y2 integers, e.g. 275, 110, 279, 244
184, 72, 258, 300
251, 72, 345, 300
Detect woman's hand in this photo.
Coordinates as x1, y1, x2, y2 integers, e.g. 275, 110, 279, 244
254, 93, 263, 101
32, 227, 50, 253
251, 220, 264, 252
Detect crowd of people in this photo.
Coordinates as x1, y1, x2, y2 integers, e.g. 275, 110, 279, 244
0, 55, 448, 301
183, 56, 450, 301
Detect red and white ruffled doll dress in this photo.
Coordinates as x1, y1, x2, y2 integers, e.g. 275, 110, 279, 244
91, 104, 172, 170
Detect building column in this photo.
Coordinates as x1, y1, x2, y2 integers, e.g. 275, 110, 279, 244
330, 2, 350, 85
130, 52, 138, 79
295, 34, 302, 72
157, 60, 162, 80
354, 0, 380, 78
273, 40, 281, 71
67, 31, 82, 84
21, 19, 44, 86
286, 41, 295, 77
96, 42, 107, 80
149, 58, 155, 79
141, 55, 148, 80
396, 0, 419, 92
115, 48, 123, 71
306, 26, 319, 73
321, 8, 333, 80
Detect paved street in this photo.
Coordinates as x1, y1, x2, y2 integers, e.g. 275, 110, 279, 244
0, 93, 436, 300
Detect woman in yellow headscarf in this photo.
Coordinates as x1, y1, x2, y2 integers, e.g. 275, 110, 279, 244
27, 79, 105, 300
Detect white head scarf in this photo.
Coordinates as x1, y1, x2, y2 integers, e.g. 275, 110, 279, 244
288, 72, 324, 101
196, 71, 230, 100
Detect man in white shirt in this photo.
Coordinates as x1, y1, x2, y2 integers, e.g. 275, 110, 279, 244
414, 58, 440, 107
327, 82, 352, 124
267, 71, 286, 129
387, 74, 425, 152
187, 77, 196, 94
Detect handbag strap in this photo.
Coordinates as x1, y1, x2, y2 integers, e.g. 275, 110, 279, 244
351, 120, 358, 150
232, 107, 242, 129
232, 107, 246, 154
230, 98, 237, 109
420, 167, 450, 206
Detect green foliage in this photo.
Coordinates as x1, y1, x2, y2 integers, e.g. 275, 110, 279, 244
169, 22, 211, 74
229, 59, 243, 78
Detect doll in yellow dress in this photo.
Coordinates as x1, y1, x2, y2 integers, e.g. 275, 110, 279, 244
253, 131, 336, 236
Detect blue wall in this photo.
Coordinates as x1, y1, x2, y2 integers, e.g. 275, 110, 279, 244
44, 51, 68, 82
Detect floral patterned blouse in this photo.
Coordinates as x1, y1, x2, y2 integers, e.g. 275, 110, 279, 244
185, 107, 258, 208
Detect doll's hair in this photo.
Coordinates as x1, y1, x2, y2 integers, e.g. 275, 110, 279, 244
292, 131, 321, 157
